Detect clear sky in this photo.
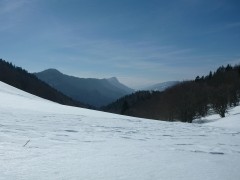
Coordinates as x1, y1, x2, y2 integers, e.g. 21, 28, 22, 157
0, 0, 240, 88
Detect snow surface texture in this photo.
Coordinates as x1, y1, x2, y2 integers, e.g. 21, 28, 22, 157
0, 81, 240, 180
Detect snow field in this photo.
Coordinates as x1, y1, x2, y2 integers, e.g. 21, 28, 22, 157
0, 81, 240, 180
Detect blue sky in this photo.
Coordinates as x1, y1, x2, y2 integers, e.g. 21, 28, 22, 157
0, 0, 240, 88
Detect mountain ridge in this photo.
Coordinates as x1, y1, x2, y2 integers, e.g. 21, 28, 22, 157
141, 81, 179, 91
35, 69, 134, 107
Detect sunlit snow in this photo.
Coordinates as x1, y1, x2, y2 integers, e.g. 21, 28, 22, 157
0, 81, 240, 180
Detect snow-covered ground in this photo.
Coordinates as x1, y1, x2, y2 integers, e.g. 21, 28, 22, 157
0, 81, 240, 180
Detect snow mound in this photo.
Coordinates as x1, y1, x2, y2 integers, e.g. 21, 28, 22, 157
0, 81, 240, 180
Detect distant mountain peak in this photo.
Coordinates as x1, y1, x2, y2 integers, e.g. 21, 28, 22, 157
107, 77, 119, 83
41, 68, 62, 75
141, 81, 179, 91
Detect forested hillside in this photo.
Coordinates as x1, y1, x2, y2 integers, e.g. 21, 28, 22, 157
103, 64, 240, 123
0, 59, 88, 108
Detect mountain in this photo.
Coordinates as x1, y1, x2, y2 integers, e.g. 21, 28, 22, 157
141, 81, 179, 91
0, 59, 86, 108
34, 69, 134, 107
1, 80, 240, 180
107, 77, 133, 93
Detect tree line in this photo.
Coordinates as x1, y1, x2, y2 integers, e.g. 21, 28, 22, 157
103, 64, 240, 123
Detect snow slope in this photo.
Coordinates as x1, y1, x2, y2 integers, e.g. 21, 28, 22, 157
0, 81, 240, 180
198, 106, 240, 130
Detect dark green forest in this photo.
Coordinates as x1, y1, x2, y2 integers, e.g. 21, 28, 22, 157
103, 64, 240, 123
0, 59, 88, 108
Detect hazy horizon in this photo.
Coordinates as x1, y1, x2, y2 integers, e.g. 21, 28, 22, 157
0, 0, 239, 88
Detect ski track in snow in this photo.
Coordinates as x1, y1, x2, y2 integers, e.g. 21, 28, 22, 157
0, 81, 240, 180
